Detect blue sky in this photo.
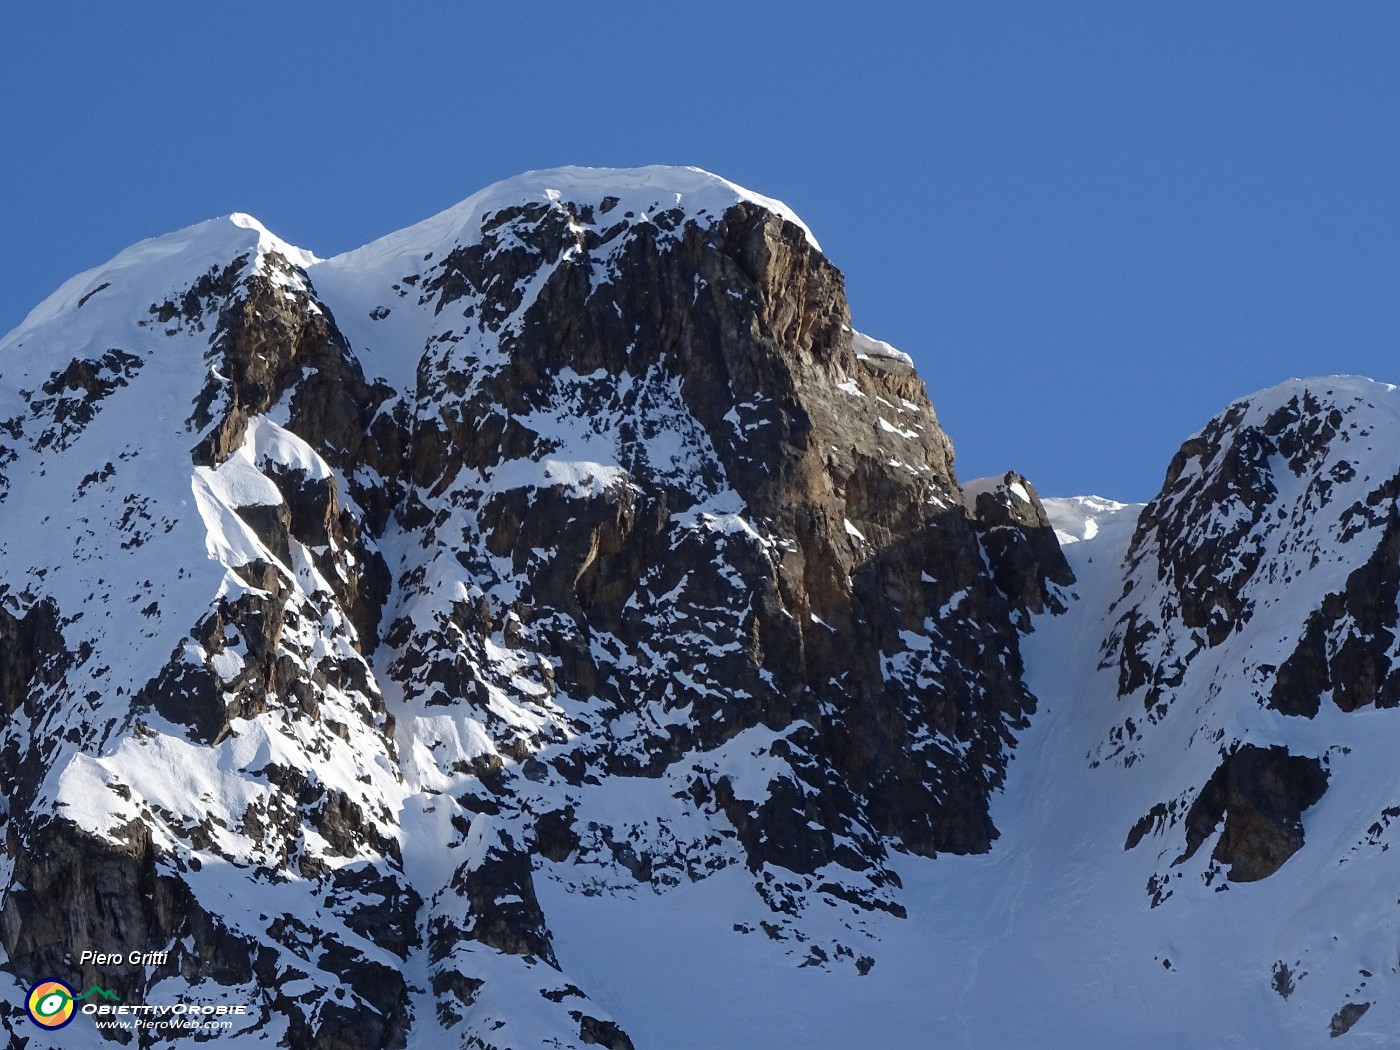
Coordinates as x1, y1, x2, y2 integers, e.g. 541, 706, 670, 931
3, 3, 1397, 501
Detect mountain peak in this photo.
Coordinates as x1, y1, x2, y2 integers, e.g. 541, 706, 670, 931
4, 168, 812, 354
223, 211, 318, 268
4, 212, 315, 350
319, 164, 820, 278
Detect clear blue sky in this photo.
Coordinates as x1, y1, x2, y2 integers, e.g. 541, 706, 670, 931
3, 3, 1397, 501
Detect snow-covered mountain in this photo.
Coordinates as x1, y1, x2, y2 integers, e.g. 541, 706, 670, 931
0, 167, 1395, 1048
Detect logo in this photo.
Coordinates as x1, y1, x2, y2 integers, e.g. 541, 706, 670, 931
25, 979, 121, 1029
26, 979, 76, 1029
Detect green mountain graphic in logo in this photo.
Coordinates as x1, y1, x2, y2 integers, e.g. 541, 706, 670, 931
74, 986, 121, 1002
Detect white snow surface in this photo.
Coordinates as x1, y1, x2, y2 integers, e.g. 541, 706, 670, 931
850, 327, 914, 367
326, 165, 820, 273
1043, 493, 1140, 544
9, 213, 315, 341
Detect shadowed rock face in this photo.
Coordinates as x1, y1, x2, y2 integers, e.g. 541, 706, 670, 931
1271, 506, 1400, 717
0, 179, 1062, 1049
968, 471, 1075, 621
1330, 1001, 1371, 1038
0, 599, 65, 719
1177, 745, 1329, 883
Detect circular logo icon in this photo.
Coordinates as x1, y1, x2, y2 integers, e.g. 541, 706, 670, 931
26, 979, 76, 1029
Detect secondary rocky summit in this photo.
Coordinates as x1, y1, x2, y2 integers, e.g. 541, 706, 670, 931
0, 167, 1066, 1048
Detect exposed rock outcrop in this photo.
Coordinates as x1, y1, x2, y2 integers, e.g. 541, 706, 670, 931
1176, 744, 1329, 882
967, 471, 1075, 619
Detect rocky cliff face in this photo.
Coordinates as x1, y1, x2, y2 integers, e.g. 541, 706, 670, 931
0, 169, 1062, 1048
1106, 380, 1400, 894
